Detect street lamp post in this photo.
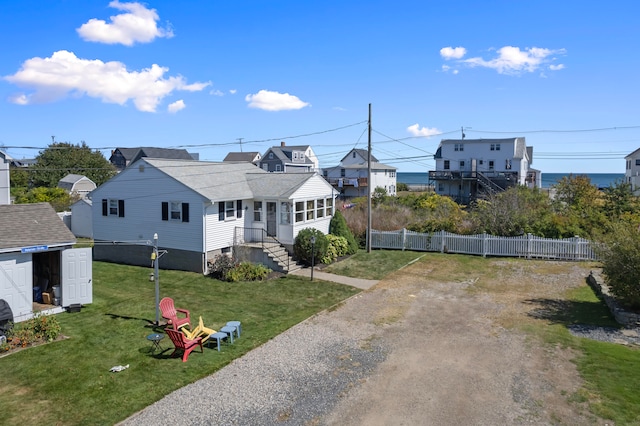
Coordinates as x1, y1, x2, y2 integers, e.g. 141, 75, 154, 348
310, 235, 316, 281
153, 233, 160, 325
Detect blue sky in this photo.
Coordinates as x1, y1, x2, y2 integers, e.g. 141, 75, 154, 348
1, 0, 639, 174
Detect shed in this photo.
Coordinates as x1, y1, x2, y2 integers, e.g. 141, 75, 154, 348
58, 174, 96, 198
0, 203, 92, 322
71, 198, 93, 238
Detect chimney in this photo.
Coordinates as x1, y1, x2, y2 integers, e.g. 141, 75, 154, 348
281, 141, 286, 147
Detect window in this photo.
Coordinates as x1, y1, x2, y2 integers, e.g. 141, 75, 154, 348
280, 202, 291, 224
459, 161, 465, 168
316, 199, 324, 218
295, 201, 304, 222
254, 201, 262, 221
505, 159, 512, 170
325, 197, 333, 216
454, 143, 464, 151
479, 160, 484, 165
488, 160, 495, 170
225, 201, 235, 219
636, 159, 640, 166
323, 170, 328, 177
353, 151, 356, 158
269, 152, 273, 159
444, 160, 450, 170
438, 183, 444, 192
306, 200, 315, 221
102, 199, 124, 217
490, 144, 495, 151
495, 143, 500, 151
293, 152, 298, 160
162, 202, 189, 222
340, 168, 345, 177
275, 164, 281, 172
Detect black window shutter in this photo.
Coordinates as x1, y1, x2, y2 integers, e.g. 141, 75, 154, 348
236, 200, 243, 218
182, 203, 189, 222
118, 199, 125, 217
161, 202, 168, 221
219, 202, 224, 221
102, 199, 107, 216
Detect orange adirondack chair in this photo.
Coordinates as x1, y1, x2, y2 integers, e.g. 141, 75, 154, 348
165, 328, 203, 362
159, 297, 191, 330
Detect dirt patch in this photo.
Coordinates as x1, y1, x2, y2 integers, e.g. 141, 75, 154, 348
324, 258, 603, 425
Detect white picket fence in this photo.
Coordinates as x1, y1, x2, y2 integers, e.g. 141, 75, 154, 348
371, 229, 598, 261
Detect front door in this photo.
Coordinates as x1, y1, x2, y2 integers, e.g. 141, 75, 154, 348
266, 202, 277, 237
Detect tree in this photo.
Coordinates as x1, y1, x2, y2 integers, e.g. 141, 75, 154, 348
30, 141, 116, 188
469, 185, 554, 236
14, 187, 77, 212
551, 174, 607, 237
293, 228, 329, 266
596, 222, 640, 310
329, 210, 359, 253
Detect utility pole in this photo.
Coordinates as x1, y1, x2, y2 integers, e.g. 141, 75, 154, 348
367, 103, 372, 253
237, 138, 244, 152
461, 126, 465, 140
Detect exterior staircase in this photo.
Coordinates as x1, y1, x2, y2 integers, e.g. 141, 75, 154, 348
261, 239, 302, 273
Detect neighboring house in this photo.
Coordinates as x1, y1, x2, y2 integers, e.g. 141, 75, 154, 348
625, 148, 640, 195
323, 148, 397, 198
58, 174, 96, 198
0, 203, 93, 322
71, 198, 93, 238
258, 142, 319, 173
0, 150, 9, 205
429, 137, 541, 204
90, 158, 336, 274
109, 147, 198, 171
223, 151, 262, 164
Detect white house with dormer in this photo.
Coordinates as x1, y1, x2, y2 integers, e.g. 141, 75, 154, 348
322, 148, 397, 198
625, 148, 640, 195
429, 137, 540, 204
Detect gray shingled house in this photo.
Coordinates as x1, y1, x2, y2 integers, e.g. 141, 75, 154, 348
109, 147, 198, 171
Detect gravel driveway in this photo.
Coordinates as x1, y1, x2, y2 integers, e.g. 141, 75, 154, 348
121, 259, 606, 425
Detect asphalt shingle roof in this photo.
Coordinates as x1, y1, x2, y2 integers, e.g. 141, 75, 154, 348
0, 203, 76, 251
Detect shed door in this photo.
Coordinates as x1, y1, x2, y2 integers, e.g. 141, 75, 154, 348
0, 253, 31, 322
61, 248, 93, 306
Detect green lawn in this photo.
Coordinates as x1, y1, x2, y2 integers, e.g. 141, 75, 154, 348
323, 249, 426, 280
0, 261, 360, 425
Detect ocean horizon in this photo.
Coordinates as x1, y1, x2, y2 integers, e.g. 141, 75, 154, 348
397, 172, 625, 189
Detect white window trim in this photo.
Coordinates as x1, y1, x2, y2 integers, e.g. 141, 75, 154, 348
170, 201, 182, 221
225, 201, 235, 221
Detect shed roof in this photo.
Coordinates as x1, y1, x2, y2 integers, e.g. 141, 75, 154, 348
0, 203, 76, 251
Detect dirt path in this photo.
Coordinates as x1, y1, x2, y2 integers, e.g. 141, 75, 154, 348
323, 258, 602, 425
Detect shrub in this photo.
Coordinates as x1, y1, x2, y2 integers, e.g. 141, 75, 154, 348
225, 262, 271, 282
329, 210, 359, 253
3, 313, 61, 351
207, 254, 237, 280
293, 228, 329, 265
596, 222, 640, 310
321, 234, 349, 264
397, 182, 409, 192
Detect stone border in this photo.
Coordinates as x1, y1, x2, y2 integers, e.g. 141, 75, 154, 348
587, 270, 640, 328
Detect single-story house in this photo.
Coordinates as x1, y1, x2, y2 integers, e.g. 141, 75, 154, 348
70, 198, 93, 238
0, 203, 93, 323
58, 174, 96, 198
91, 158, 336, 274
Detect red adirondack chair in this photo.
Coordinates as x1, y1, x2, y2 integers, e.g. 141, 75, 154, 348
165, 328, 203, 362
159, 297, 191, 330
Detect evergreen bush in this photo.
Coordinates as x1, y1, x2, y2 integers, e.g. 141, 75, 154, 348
293, 228, 329, 265
329, 210, 359, 253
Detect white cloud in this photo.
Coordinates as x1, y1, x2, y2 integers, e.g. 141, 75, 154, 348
167, 99, 185, 113
77, 1, 173, 46
440, 46, 467, 60
333, 106, 346, 111
210, 89, 224, 96
549, 64, 565, 71
8, 93, 29, 105
245, 90, 310, 111
4, 50, 210, 112
229, 89, 237, 94
407, 124, 440, 137
463, 46, 566, 75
